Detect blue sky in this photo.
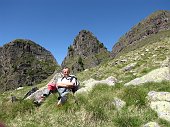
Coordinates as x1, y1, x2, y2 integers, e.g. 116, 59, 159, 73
0, 0, 169, 65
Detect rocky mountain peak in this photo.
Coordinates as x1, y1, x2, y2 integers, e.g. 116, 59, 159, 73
0, 39, 59, 92
62, 30, 110, 73
111, 10, 170, 58
71, 30, 106, 57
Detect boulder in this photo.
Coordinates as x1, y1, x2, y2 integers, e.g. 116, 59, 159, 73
112, 97, 126, 110
124, 67, 170, 86
76, 76, 117, 94
148, 91, 170, 122
143, 122, 160, 127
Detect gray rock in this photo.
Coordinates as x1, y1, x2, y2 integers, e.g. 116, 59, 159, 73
124, 67, 170, 86
76, 76, 117, 94
143, 122, 160, 127
148, 91, 170, 122
148, 91, 170, 102
26, 73, 61, 103
122, 62, 137, 71
26, 87, 50, 103
161, 57, 169, 67
150, 101, 170, 122
112, 97, 126, 110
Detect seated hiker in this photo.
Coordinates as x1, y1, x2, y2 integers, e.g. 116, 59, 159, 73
56, 67, 77, 106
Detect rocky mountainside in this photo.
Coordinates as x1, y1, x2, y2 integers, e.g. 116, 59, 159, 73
1, 30, 170, 127
111, 10, 170, 58
62, 30, 110, 73
1, 10, 170, 127
0, 39, 60, 92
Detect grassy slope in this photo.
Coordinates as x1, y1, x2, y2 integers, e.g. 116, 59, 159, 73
78, 30, 170, 83
0, 31, 170, 127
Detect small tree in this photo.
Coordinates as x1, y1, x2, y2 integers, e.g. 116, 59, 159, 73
99, 43, 104, 48
78, 56, 83, 65
68, 45, 74, 52
78, 56, 84, 69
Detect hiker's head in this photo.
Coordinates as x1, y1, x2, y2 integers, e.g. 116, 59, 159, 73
62, 67, 70, 77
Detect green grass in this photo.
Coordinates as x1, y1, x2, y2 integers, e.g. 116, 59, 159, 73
121, 86, 148, 108
1, 31, 170, 126
0, 99, 35, 123
120, 81, 170, 108
158, 119, 170, 127
1, 80, 170, 127
140, 81, 170, 92
113, 107, 158, 127
114, 108, 143, 127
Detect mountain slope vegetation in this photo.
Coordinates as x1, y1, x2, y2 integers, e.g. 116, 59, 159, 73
0, 10, 170, 127
0, 29, 170, 127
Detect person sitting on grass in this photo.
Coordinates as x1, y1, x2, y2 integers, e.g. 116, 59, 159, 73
56, 67, 77, 106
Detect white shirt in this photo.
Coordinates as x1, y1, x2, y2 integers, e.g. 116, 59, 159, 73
57, 76, 76, 85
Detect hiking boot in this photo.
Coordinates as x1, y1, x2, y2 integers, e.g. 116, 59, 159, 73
34, 95, 45, 105
56, 99, 62, 107
56, 103, 62, 107
33, 101, 41, 107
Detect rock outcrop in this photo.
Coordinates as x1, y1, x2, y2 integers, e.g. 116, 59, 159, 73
148, 91, 170, 122
143, 122, 160, 127
0, 39, 59, 92
112, 97, 126, 111
111, 10, 170, 58
76, 76, 117, 94
124, 67, 170, 86
62, 30, 110, 73
26, 72, 62, 103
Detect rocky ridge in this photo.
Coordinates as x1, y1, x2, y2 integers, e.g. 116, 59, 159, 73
1, 10, 170, 127
112, 10, 170, 58
0, 39, 59, 92
62, 30, 110, 73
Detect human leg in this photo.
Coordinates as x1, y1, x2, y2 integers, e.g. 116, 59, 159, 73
57, 88, 70, 105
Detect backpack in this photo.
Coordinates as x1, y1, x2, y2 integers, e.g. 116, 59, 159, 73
61, 75, 80, 93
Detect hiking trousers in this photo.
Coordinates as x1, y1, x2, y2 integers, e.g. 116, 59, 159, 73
57, 88, 70, 104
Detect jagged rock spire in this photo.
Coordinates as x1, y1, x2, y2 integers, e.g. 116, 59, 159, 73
62, 30, 110, 73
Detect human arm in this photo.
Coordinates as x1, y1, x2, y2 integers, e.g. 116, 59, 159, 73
56, 77, 76, 88
57, 82, 74, 88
